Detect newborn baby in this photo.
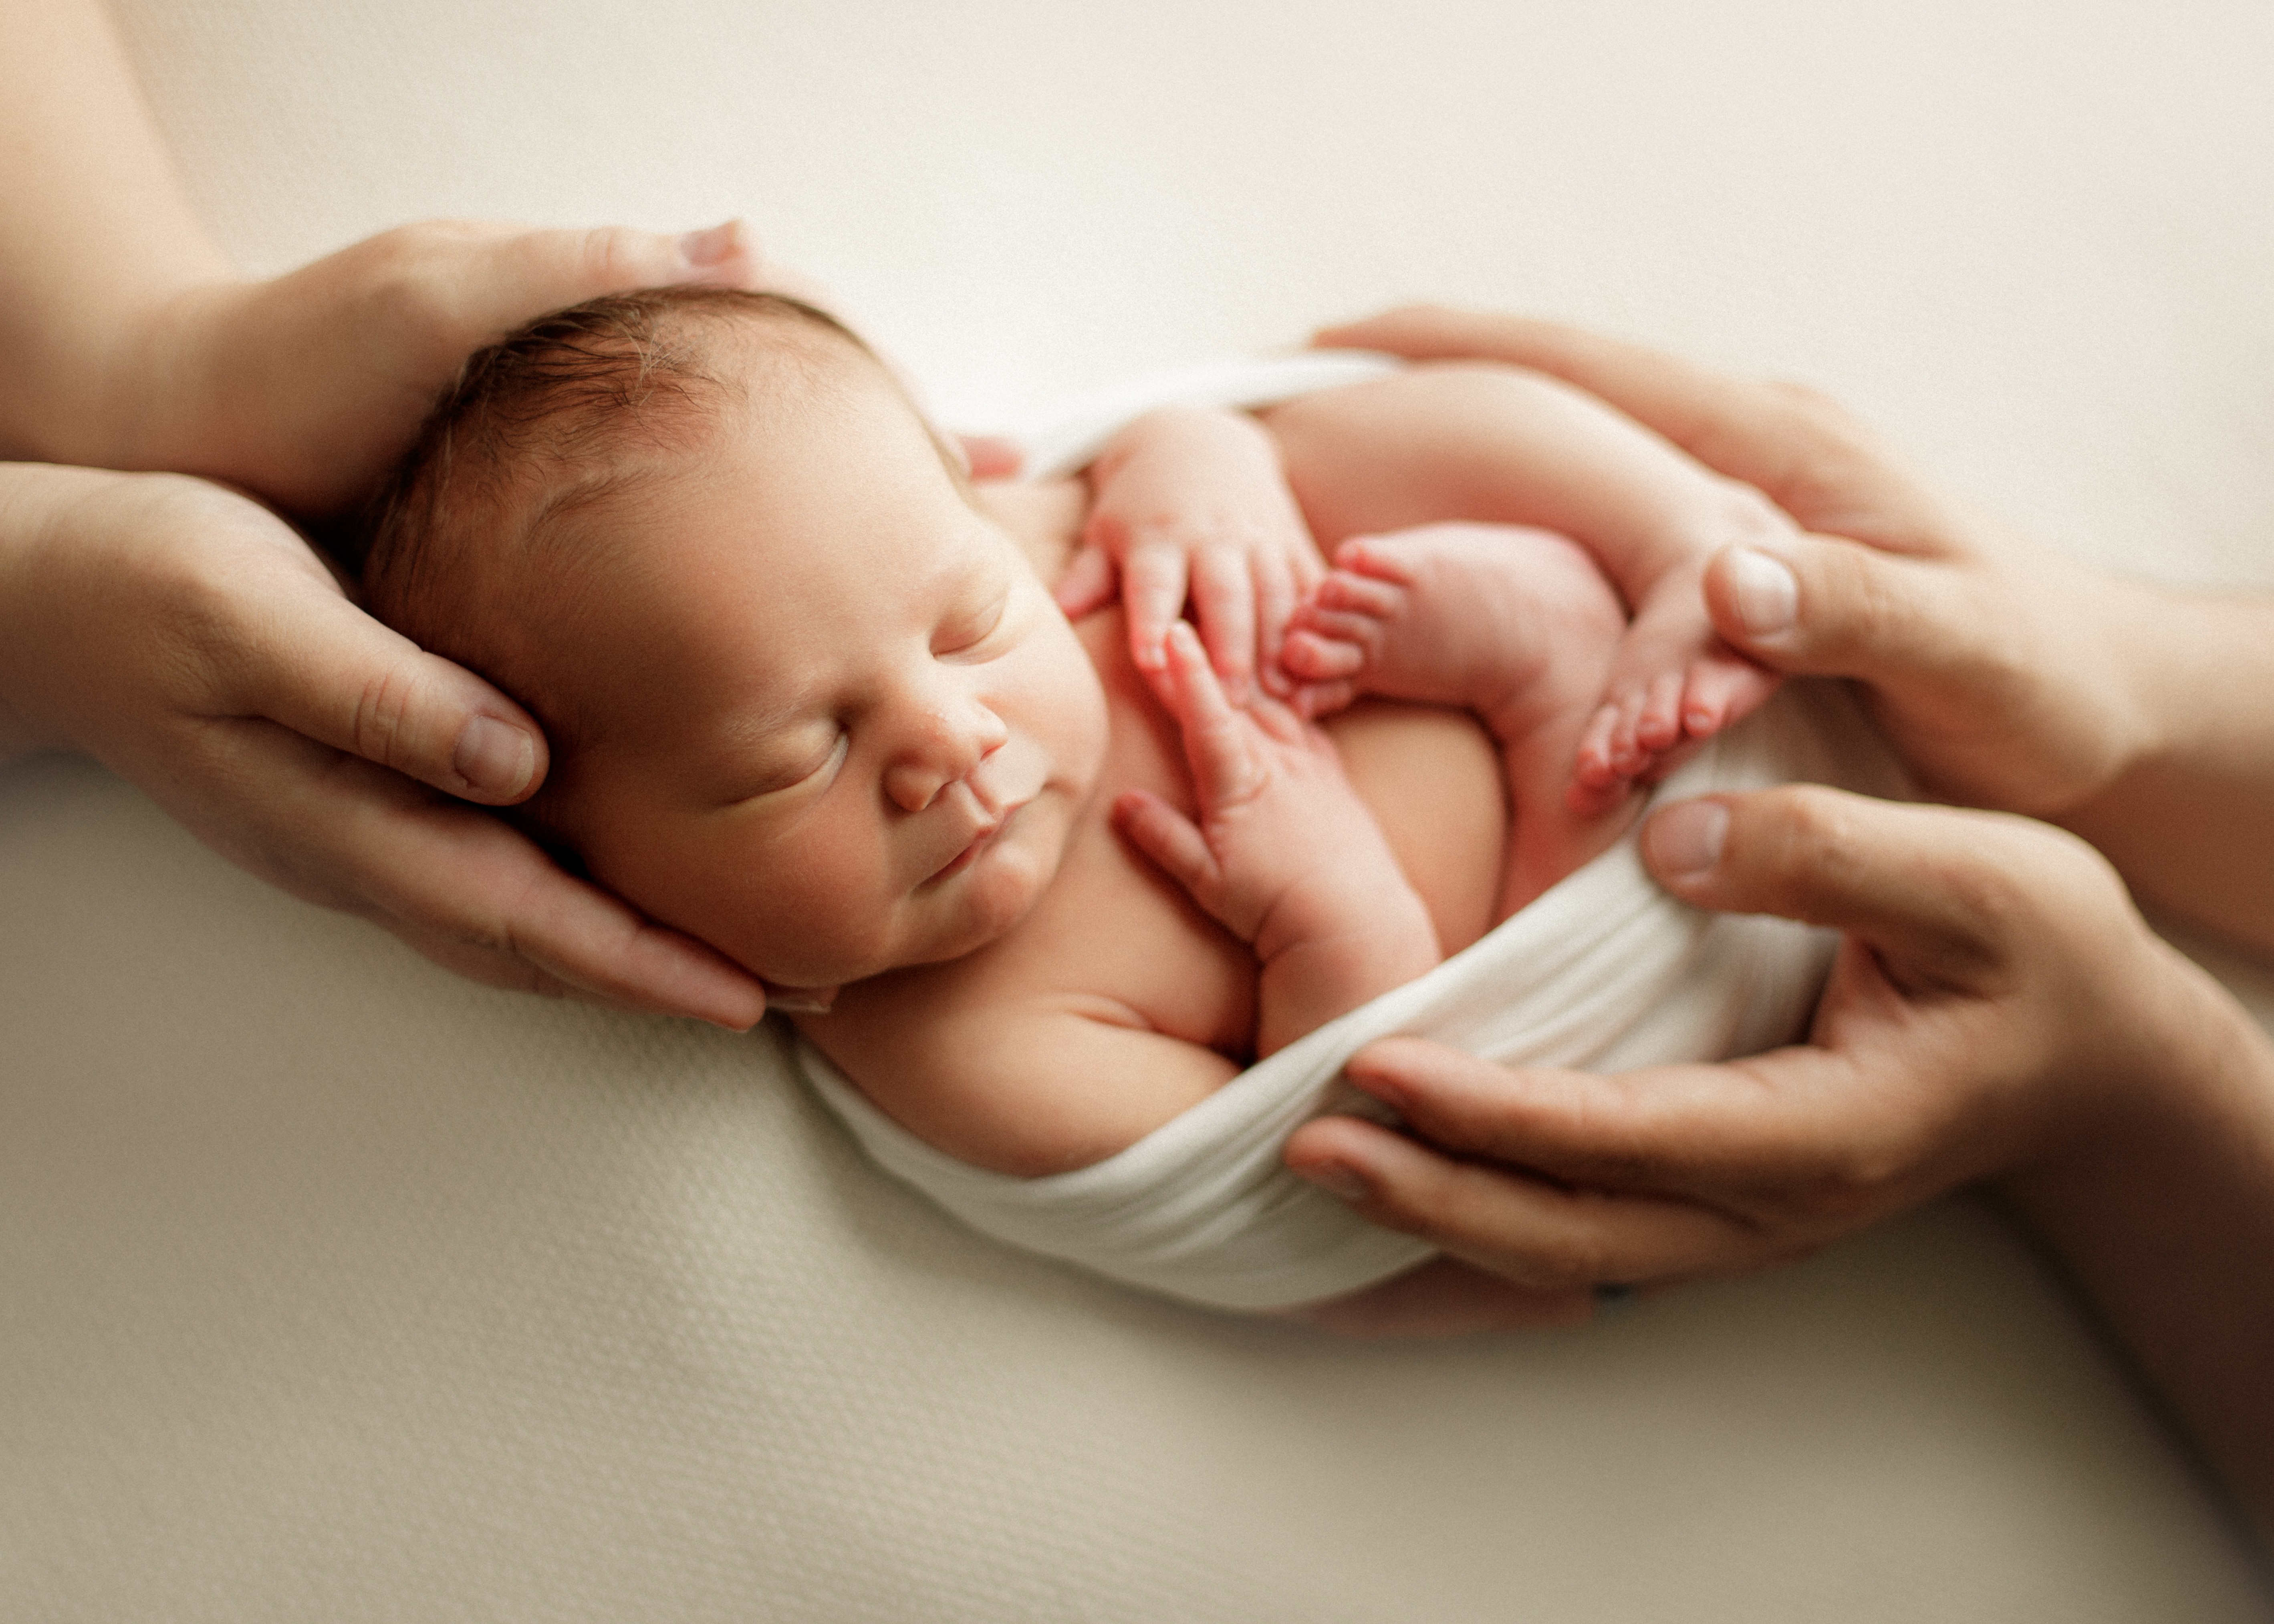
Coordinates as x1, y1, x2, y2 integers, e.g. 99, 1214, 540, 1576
365, 288, 1795, 1298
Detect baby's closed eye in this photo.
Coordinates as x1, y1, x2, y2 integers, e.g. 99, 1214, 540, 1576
716, 726, 848, 807
934, 584, 1010, 660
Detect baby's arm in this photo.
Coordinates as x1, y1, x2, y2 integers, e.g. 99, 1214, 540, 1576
1056, 405, 1325, 699
1114, 623, 1441, 1056
1266, 362, 1791, 799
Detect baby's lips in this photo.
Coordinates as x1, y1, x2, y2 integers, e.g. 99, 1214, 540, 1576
763, 983, 841, 1016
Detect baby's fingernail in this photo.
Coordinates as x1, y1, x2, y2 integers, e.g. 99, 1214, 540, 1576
1726, 547, 1798, 639
1291, 1162, 1370, 1202
1643, 799, 1728, 881
453, 715, 537, 799
676, 219, 744, 269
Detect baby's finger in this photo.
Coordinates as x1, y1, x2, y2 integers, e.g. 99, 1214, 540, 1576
1252, 552, 1300, 696
1111, 788, 1221, 905
1053, 544, 1117, 620
956, 435, 1025, 480
1190, 549, 1257, 697
1162, 623, 1264, 808
1289, 677, 1359, 721
1122, 545, 1191, 673
1280, 628, 1366, 683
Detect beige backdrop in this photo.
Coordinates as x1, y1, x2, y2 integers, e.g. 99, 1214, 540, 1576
4, 2, 2271, 1618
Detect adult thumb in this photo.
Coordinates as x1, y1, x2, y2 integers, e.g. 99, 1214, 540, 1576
1702, 535, 1980, 691
242, 579, 549, 805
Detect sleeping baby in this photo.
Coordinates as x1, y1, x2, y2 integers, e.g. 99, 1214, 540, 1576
364, 287, 1846, 1315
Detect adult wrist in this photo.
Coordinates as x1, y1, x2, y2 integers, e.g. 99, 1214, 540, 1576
1997, 936, 2258, 1195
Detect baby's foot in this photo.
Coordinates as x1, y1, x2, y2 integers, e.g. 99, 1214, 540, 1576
1280, 523, 1623, 730
1570, 556, 1780, 805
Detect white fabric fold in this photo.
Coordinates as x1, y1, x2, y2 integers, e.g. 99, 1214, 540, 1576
797, 681, 1909, 1313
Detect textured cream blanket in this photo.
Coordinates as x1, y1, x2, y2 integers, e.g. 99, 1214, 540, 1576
799, 681, 1909, 1311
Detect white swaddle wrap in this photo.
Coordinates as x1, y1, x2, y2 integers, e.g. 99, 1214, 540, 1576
798, 683, 1908, 1312
796, 353, 1909, 1312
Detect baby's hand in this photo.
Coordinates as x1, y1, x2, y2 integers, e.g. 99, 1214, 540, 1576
1055, 406, 1324, 700
1113, 624, 1438, 1056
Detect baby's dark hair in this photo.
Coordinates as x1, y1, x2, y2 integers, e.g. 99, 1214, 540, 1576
362, 286, 875, 750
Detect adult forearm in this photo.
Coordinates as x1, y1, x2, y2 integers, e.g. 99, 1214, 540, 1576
1997, 953, 2274, 1537
0, 0, 230, 459
2064, 586, 2274, 953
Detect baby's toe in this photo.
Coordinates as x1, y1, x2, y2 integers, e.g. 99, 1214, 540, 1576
1632, 671, 1686, 753
1572, 701, 1629, 791
1680, 656, 1780, 739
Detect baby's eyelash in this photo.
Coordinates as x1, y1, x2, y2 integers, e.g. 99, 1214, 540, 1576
939, 591, 1010, 658
732, 729, 847, 806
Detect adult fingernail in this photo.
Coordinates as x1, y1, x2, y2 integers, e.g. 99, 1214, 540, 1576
1644, 798, 1728, 880
676, 219, 744, 269
454, 715, 536, 799
1291, 1162, 1370, 1202
1726, 547, 1798, 639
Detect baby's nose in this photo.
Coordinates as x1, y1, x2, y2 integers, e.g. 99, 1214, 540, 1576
883, 698, 1009, 813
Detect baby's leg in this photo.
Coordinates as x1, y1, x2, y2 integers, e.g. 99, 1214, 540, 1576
1283, 522, 1635, 917
1265, 361, 1788, 794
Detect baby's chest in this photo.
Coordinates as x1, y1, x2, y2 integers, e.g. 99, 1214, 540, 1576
996, 643, 1509, 1058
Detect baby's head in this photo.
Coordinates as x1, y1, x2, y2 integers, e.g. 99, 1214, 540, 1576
366, 288, 1108, 993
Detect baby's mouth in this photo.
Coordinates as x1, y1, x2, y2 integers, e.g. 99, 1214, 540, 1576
929, 799, 1026, 883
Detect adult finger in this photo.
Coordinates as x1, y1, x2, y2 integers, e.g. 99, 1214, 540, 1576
1638, 788, 2032, 984
1285, 1111, 1781, 1291
375, 805, 768, 1023
262, 741, 767, 1026
1301, 1257, 1595, 1338
413, 218, 768, 347
1326, 1035, 1899, 1205
1313, 306, 1952, 545
1701, 536, 1992, 690
227, 577, 549, 805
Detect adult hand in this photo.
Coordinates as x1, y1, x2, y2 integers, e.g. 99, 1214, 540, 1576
0, 464, 768, 1026
1319, 306, 2274, 950
1283, 785, 2209, 1303
1313, 307, 2150, 820
71, 217, 778, 517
